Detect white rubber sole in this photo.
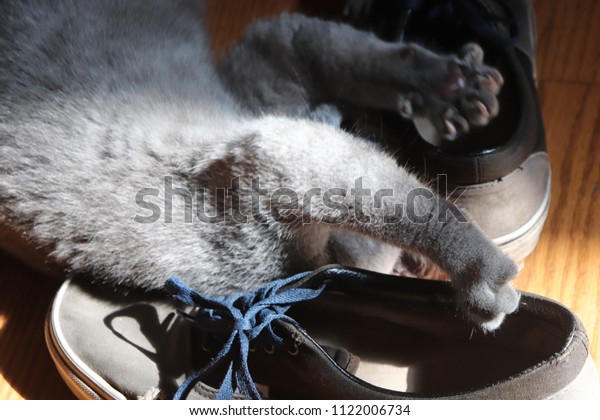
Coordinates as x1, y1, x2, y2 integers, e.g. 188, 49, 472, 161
44, 280, 124, 400
494, 177, 551, 262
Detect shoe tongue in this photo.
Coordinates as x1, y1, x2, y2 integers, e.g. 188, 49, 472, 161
322, 344, 360, 375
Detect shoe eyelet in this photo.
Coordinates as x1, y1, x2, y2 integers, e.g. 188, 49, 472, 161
249, 343, 256, 352
264, 344, 275, 355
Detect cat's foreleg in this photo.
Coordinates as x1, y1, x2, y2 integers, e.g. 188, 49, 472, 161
316, 175, 519, 331
234, 119, 519, 330
310, 153, 518, 331
219, 14, 502, 138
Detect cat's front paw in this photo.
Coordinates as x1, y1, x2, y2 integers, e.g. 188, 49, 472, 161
398, 43, 503, 140
455, 254, 520, 331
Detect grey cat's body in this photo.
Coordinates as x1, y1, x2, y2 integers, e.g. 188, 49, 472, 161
0, 0, 518, 329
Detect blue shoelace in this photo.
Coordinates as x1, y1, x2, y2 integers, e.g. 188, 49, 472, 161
165, 272, 326, 400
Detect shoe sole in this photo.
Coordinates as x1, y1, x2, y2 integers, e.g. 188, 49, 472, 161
493, 177, 551, 262
44, 280, 124, 400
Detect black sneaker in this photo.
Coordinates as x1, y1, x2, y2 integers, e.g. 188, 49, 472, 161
343, 0, 549, 261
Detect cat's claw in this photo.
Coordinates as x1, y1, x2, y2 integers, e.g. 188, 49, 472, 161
443, 108, 470, 139
460, 42, 484, 65
397, 96, 413, 118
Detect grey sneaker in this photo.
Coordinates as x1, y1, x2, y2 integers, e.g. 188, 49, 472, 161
46, 266, 600, 400
343, 0, 550, 261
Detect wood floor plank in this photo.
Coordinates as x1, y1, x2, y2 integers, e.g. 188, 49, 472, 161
206, 0, 300, 60
0, 254, 74, 400
535, 0, 600, 83
514, 80, 600, 367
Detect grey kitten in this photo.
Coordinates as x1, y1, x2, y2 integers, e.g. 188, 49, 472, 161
0, 0, 518, 330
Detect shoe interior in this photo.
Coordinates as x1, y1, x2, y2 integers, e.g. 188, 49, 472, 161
289, 288, 572, 395
337, 0, 527, 155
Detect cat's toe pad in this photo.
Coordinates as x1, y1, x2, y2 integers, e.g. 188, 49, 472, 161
399, 43, 504, 140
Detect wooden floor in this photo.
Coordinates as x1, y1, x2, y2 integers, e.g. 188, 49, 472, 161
0, 0, 598, 399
